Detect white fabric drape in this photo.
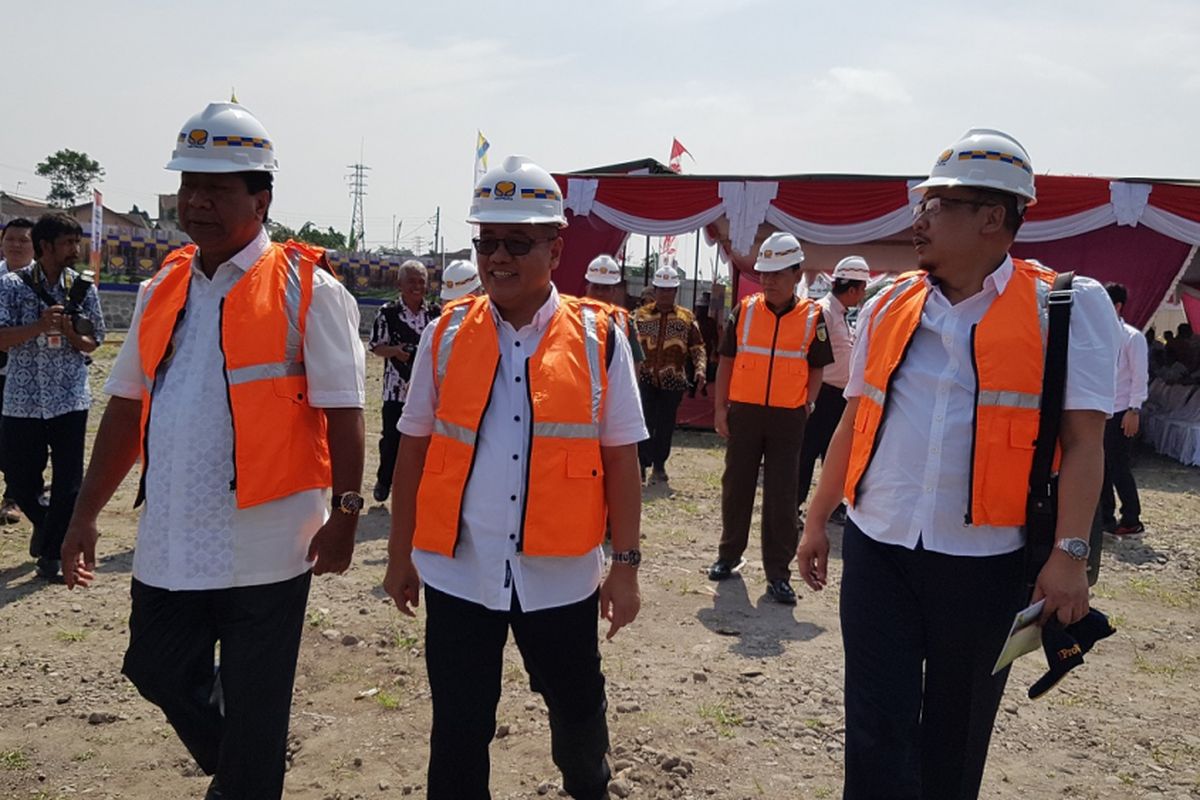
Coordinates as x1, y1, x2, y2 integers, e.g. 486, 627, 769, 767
565, 178, 599, 217
1111, 181, 1152, 226
719, 181, 778, 255
766, 205, 914, 245
588, 203, 725, 237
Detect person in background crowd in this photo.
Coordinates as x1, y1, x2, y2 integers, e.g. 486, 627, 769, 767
60, 101, 366, 800
692, 294, 719, 396
383, 155, 646, 800
439, 258, 483, 303
1102, 282, 1148, 538
0, 213, 104, 581
798, 129, 1115, 800
0, 217, 36, 525
634, 266, 706, 485
796, 255, 868, 526
1166, 323, 1194, 369
369, 260, 439, 504
584, 254, 643, 364
708, 232, 832, 604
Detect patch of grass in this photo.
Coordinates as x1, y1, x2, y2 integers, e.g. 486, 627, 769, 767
1126, 575, 1199, 609
803, 717, 824, 729
1, 749, 30, 770
71, 750, 97, 762
1116, 771, 1136, 786
374, 690, 401, 710
394, 632, 419, 649
698, 700, 743, 737
305, 609, 328, 628
55, 628, 88, 643
1133, 652, 1200, 678
814, 788, 834, 799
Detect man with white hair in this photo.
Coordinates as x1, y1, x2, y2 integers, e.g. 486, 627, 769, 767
369, 260, 439, 503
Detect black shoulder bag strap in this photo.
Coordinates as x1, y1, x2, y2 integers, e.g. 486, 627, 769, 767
1024, 271, 1075, 588
17, 266, 61, 310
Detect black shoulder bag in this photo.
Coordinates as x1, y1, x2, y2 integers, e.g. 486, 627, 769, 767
1024, 271, 1083, 591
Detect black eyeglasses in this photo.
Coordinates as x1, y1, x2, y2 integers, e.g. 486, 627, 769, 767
911, 196, 1000, 220
472, 236, 556, 256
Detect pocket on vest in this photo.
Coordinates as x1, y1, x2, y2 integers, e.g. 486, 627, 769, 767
566, 448, 604, 479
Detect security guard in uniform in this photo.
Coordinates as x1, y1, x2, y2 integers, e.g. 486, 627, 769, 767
383, 156, 646, 799
798, 129, 1115, 799
708, 232, 832, 603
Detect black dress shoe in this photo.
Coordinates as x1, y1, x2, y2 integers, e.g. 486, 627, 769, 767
372, 481, 390, 503
28, 523, 45, 558
707, 557, 746, 581
766, 579, 797, 605
205, 776, 224, 799
35, 557, 63, 583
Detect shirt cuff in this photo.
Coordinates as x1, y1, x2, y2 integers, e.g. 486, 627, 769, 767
307, 390, 365, 409
397, 418, 434, 437
104, 380, 143, 400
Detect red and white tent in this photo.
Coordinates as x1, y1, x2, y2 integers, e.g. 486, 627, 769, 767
552, 169, 1200, 329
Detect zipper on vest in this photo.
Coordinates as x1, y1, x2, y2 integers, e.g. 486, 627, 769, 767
516, 358, 535, 553
965, 323, 981, 526
135, 305, 188, 509
456, 352, 501, 557
763, 311, 782, 406
217, 298, 238, 492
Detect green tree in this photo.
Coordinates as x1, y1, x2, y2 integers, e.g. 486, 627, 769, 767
267, 221, 297, 243
35, 149, 105, 207
268, 221, 347, 249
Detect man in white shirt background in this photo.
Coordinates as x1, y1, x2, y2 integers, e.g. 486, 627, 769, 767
797, 129, 1115, 799
796, 255, 868, 525
61, 101, 366, 800
383, 155, 646, 799
0, 217, 35, 525
1102, 281, 1149, 538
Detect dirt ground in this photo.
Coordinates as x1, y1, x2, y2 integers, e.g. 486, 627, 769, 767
1, 340, 1198, 800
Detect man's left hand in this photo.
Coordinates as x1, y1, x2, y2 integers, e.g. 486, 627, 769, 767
1122, 409, 1140, 438
308, 513, 358, 575
1033, 550, 1090, 626
694, 374, 707, 393
599, 565, 640, 640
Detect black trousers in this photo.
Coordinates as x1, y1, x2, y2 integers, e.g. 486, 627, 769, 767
840, 521, 1025, 800
376, 400, 405, 489
3, 410, 86, 559
424, 585, 610, 800
122, 572, 312, 800
1101, 411, 1141, 526
0, 374, 10, 501
719, 402, 807, 581
797, 382, 847, 508
637, 381, 684, 470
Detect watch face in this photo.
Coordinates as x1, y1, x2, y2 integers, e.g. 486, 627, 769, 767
340, 493, 365, 514
1065, 539, 1089, 559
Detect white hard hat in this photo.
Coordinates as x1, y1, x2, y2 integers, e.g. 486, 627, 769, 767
914, 128, 1036, 206
651, 266, 681, 289
755, 232, 805, 272
166, 102, 278, 173
467, 155, 567, 228
832, 255, 870, 282
440, 259, 481, 301
585, 254, 622, 285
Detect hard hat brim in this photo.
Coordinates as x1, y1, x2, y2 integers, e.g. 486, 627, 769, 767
912, 175, 1037, 205
441, 277, 482, 301
165, 155, 277, 173
586, 273, 622, 286
832, 268, 871, 281
651, 279, 681, 289
466, 209, 568, 228
754, 261, 802, 273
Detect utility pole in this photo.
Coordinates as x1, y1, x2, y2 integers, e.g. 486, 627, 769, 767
433, 207, 440, 259
346, 159, 370, 252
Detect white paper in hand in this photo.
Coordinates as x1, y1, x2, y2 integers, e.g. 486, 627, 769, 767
991, 599, 1046, 675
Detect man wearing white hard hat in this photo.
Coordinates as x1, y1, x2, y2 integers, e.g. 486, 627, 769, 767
383, 155, 646, 799
707, 232, 832, 604
796, 255, 869, 524
61, 101, 367, 800
633, 264, 706, 484
369, 260, 440, 503
584, 254, 643, 364
798, 129, 1115, 798
439, 258, 483, 302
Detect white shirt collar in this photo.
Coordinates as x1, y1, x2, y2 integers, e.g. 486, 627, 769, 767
488, 283, 560, 333
827, 293, 847, 315
194, 227, 271, 275
926, 254, 1014, 299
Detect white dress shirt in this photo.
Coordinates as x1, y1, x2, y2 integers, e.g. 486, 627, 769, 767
817, 292, 854, 389
399, 285, 648, 612
1113, 317, 1149, 411
844, 256, 1117, 557
105, 229, 366, 590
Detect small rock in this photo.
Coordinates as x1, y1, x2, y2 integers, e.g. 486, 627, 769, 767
321, 629, 341, 641
495, 724, 510, 739
378, 780, 390, 790
608, 777, 633, 798
353, 756, 363, 767
55, 695, 71, 705
537, 780, 555, 795
661, 756, 681, 770
341, 634, 360, 647
615, 701, 641, 713
87, 711, 119, 725
692, 671, 708, 683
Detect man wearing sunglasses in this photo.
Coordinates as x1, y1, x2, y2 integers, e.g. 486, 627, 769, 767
383, 155, 646, 799
797, 129, 1116, 799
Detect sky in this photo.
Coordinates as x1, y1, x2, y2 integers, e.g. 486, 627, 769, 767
2, 0, 1197, 278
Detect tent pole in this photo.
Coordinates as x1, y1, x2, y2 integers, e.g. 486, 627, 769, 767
644, 235, 651, 291
692, 229, 701, 312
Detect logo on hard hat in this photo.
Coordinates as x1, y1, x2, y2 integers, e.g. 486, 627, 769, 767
494, 181, 516, 199
186, 129, 209, 149
762, 250, 773, 259
935, 149, 954, 166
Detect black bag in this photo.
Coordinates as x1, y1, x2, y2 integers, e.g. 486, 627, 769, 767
1023, 272, 1103, 589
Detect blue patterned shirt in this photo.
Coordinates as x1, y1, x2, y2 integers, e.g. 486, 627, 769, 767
0, 265, 106, 419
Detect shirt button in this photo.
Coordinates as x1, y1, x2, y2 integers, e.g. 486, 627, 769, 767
510, 495, 517, 501
514, 415, 520, 422
512, 454, 519, 461
515, 376, 522, 383
509, 534, 516, 540
514, 341, 522, 348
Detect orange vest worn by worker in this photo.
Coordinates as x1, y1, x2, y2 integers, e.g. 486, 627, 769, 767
728, 293, 823, 409
845, 258, 1054, 526
135, 240, 331, 509
414, 293, 611, 557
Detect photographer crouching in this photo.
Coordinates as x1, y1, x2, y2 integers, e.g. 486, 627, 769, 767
0, 213, 104, 582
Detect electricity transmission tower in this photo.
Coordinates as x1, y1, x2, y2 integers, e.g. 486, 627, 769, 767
346, 162, 370, 252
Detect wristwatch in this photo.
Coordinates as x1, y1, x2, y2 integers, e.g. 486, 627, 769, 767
1055, 537, 1090, 561
332, 491, 365, 516
611, 549, 642, 568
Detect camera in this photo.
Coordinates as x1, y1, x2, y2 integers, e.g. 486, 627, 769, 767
64, 275, 95, 336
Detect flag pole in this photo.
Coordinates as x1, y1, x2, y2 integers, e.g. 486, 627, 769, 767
692, 229, 701, 313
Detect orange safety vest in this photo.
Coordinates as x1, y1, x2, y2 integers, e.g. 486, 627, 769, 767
728, 293, 823, 408
414, 294, 611, 557
844, 258, 1054, 526
135, 240, 331, 509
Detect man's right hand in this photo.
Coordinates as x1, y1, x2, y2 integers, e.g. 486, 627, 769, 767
796, 521, 830, 592
39, 305, 66, 334
714, 409, 730, 439
383, 553, 422, 617
62, 517, 100, 590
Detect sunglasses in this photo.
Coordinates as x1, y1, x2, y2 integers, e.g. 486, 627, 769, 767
911, 196, 999, 220
472, 236, 556, 257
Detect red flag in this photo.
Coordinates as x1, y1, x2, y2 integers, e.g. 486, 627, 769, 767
668, 138, 692, 173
